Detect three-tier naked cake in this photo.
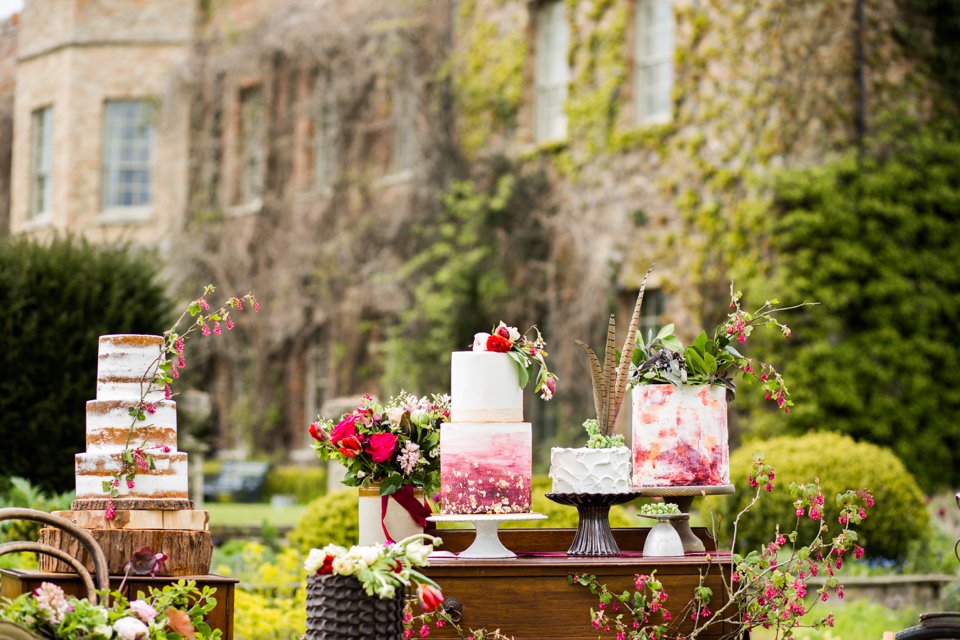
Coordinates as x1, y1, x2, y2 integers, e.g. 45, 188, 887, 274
440, 352, 532, 514
40, 335, 211, 576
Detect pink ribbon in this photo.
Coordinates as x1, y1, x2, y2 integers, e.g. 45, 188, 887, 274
380, 485, 432, 544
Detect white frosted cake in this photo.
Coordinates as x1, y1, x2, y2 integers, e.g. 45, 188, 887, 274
632, 384, 729, 487
75, 335, 189, 503
441, 352, 532, 514
549, 447, 632, 494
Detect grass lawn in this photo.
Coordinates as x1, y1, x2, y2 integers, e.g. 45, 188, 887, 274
205, 502, 308, 529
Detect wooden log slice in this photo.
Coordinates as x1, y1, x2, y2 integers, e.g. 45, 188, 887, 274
72, 498, 193, 511
37, 527, 212, 576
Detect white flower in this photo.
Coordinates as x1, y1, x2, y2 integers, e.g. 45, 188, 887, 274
472, 332, 490, 351
113, 617, 149, 640
304, 548, 327, 573
376, 581, 396, 599
357, 545, 384, 568
322, 543, 347, 557
397, 441, 422, 475
92, 624, 114, 638
128, 599, 157, 622
404, 541, 432, 566
33, 582, 70, 624
496, 321, 521, 343
386, 407, 404, 423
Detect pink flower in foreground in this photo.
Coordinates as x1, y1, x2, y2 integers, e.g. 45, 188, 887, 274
365, 432, 399, 463
129, 599, 158, 622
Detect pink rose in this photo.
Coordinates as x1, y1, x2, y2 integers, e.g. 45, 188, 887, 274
486, 334, 512, 352
329, 416, 358, 445
129, 599, 157, 622
365, 432, 398, 463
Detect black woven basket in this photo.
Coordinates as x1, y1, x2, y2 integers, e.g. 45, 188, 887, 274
305, 573, 405, 640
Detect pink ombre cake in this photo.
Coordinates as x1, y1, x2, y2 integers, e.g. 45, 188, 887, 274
632, 384, 729, 487
440, 352, 533, 514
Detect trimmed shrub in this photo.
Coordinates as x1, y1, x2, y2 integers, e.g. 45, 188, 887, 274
0, 235, 170, 492
263, 466, 327, 504
720, 432, 927, 561
0, 477, 74, 543
287, 476, 637, 552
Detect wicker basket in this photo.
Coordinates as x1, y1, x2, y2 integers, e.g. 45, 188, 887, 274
305, 574, 405, 640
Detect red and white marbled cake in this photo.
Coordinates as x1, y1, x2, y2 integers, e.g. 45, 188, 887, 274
75, 335, 189, 501
632, 384, 729, 487
440, 423, 532, 514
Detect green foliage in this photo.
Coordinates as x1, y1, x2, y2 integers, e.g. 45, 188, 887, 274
0, 477, 74, 543
720, 433, 928, 561
583, 419, 625, 449
760, 598, 920, 640
287, 489, 359, 552
743, 131, 960, 490
262, 466, 327, 504
383, 158, 551, 394
0, 235, 171, 493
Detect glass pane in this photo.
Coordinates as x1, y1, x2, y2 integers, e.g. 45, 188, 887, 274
103, 100, 153, 208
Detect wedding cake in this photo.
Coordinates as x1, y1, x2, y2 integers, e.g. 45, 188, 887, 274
440, 352, 532, 514
632, 384, 729, 487
75, 335, 190, 505
549, 446, 632, 494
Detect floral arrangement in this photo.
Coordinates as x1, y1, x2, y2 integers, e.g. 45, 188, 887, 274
473, 322, 557, 400
0, 578, 220, 639
105, 285, 258, 519
304, 534, 443, 602
308, 392, 450, 496
572, 455, 874, 639
631, 283, 815, 412
577, 266, 653, 448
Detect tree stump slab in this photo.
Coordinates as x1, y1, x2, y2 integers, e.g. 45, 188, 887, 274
37, 527, 212, 576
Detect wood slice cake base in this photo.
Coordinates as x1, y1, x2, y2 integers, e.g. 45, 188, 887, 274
72, 498, 194, 511
38, 510, 211, 576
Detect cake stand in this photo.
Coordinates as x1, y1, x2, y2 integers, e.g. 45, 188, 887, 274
633, 484, 735, 553
426, 513, 547, 559
544, 493, 640, 557
638, 513, 686, 557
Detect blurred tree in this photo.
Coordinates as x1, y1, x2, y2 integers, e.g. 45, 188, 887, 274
0, 235, 171, 492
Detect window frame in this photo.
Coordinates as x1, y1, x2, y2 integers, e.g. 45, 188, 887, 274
634, 0, 676, 125
101, 99, 155, 214
534, 0, 570, 143
30, 106, 54, 218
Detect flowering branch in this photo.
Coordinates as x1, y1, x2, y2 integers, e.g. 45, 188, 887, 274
103, 286, 258, 519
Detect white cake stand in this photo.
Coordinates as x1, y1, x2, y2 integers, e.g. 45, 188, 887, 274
634, 484, 735, 553
427, 513, 547, 559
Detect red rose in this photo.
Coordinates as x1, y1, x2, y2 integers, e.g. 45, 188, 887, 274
338, 435, 363, 458
486, 334, 512, 352
365, 432, 398, 463
308, 422, 326, 442
318, 554, 335, 575
496, 325, 511, 339
417, 583, 444, 612
330, 416, 358, 444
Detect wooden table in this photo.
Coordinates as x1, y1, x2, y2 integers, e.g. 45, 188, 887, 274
424, 527, 735, 640
0, 569, 237, 640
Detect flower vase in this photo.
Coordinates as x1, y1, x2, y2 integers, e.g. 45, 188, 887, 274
305, 574, 405, 640
357, 484, 426, 545
632, 384, 730, 487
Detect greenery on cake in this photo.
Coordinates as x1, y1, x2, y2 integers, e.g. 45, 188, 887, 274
631, 284, 815, 412
576, 265, 653, 446
582, 419, 624, 449
638, 502, 681, 516
473, 321, 558, 400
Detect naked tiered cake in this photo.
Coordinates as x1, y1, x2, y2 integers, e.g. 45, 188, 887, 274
440, 352, 532, 514
75, 335, 190, 506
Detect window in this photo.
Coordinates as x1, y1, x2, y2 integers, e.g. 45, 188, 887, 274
102, 100, 153, 209
637, 288, 666, 344
534, 1, 570, 142
634, 0, 675, 124
238, 86, 264, 203
30, 107, 53, 217
314, 74, 337, 188
390, 69, 419, 174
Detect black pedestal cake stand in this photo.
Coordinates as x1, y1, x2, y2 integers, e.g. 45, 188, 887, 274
545, 492, 640, 556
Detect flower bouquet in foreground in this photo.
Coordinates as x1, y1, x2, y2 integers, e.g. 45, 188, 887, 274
0, 579, 220, 640
571, 456, 874, 639
308, 392, 450, 497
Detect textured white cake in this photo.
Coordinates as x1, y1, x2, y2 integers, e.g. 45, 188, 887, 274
441, 352, 532, 514
549, 446, 632, 494
75, 335, 189, 502
450, 351, 523, 423
632, 384, 729, 487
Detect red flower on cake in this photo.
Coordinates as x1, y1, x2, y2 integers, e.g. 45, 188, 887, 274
485, 334, 512, 352
329, 416, 358, 444
365, 432, 398, 463
417, 583, 444, 612
338, 435, 363, 458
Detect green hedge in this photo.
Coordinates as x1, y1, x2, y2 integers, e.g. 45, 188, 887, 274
719, 432, 928, 561
0, 235, 171, 492
288, 476, 638, 551
262, 466, 327, 504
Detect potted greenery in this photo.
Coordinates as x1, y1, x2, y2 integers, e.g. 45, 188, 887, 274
630, 285, 813, 487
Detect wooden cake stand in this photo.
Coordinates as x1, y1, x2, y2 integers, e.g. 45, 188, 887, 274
544, 493, 640, 557
634, 484, 735, 553
427, 513, 546, 559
